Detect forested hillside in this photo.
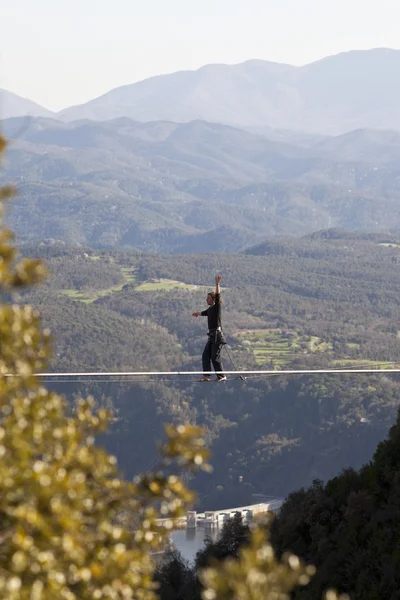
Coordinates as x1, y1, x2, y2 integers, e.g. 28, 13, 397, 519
3, 115, 400, 252
269, 409, 400, 599
20, 234, 400, 508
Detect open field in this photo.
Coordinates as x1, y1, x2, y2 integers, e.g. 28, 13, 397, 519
87, 254, 116, 263
235, 329, 332, 367
134, 279, 209, 292
332, 359, 398, 369
235, 329, 394, 369
61, 267, 135, 303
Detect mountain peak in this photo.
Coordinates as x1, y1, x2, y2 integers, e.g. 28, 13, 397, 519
0, 89, 54, 120
58, 48, 400, 134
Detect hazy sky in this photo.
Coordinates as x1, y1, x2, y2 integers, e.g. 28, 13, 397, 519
2, 0, 400, 111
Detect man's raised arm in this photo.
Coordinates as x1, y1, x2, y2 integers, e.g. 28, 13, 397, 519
215, 274, 222, 299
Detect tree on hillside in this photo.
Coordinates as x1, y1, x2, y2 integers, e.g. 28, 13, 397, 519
195, 513, 251, 571
154, 550, 194, 600
271, 409, 400, 599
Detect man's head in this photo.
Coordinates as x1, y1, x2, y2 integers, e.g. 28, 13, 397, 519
206, 292, 215, 306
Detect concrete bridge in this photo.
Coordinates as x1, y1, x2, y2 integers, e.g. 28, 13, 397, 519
157, 498, 284, 529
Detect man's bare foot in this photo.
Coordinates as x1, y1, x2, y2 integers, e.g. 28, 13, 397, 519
197, 377, 211, 382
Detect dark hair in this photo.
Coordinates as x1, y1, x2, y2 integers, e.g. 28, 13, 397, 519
207, 291, 222, 304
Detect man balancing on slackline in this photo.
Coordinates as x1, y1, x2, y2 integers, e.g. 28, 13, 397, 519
192, 274, 227, 382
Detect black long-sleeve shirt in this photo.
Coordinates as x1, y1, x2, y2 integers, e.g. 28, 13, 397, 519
201, 293, 221, 331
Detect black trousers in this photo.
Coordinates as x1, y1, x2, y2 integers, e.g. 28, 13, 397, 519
202, 332, 225, 378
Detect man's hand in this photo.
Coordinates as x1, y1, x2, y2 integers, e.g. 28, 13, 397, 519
192, 312, 200, 318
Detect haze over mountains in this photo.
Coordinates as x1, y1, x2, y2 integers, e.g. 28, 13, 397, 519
2, 115, 400, 252
2, 47, 400, 252
2, 49, 400, 135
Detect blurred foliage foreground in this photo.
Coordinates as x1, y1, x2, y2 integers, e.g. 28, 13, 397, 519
0, 134, 344, 599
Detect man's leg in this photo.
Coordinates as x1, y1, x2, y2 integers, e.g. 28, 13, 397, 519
211, 338, 226, 381
199, 339, 212, 381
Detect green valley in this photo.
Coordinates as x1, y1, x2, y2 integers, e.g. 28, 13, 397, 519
18, 233, 400, 510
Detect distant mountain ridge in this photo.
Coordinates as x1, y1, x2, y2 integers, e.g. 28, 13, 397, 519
58, 49, 400, 134
3, 115, 400, 253
3, 49, 400, 135
0, 89, 55, 120
312, 128, 400, 162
